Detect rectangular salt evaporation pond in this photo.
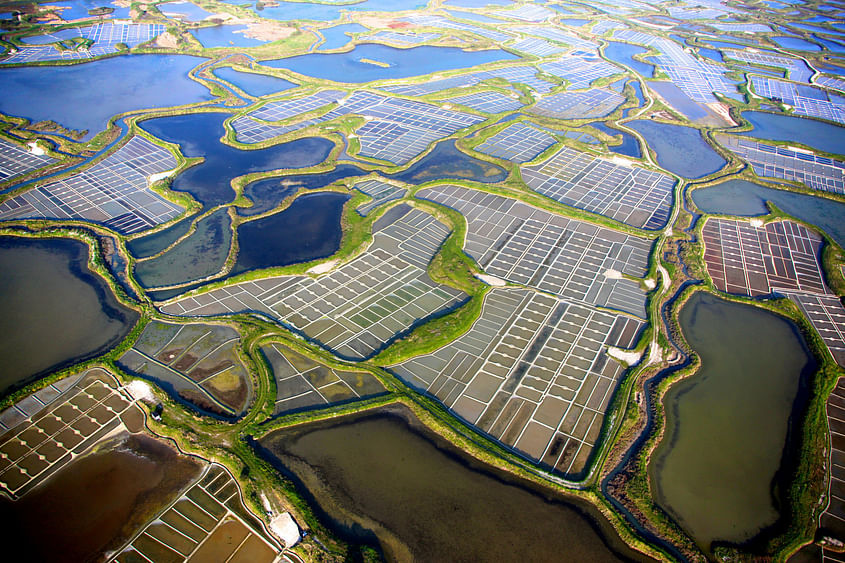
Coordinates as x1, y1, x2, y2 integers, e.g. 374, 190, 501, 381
161, 205, 467, 360
0, 429, 203, 561
0, 135, 183, 233
260, 342, 384, 415
259, 44, 519, 83
258, 406, 651, 562
117, 464, 282, 561
520, 145, 675, 230
190, 24, 268, 48
118, 320, 254, 418
0, 55, 212, 140
0, 137, 56, 183
418, 184, 652, 318
701, 217, 829, 297
390, 289, 644, 477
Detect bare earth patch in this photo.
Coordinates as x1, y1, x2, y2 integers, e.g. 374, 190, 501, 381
241, 21, 297, 42
308, 260, 337, 274
475, 273, 506, 286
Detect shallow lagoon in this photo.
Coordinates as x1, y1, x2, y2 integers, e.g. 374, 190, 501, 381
140, 112, 334, 207
772, 35, 822, 51
0, 237, 138, 396
134, 208, 232, 288
627, 120, 726, 178
212, 67, 297, 97
50, 0, 130, 20
242, 164, 366, 217
737, 111, 845, 155
318, 23, 368, 51
651, 292, 814, 551
0, 55, 211, 140
261, 44, 519, 83
159, 1, 213, 20
591, 121, 642, 159
691, 179, 845, 248
391, 139, 507, 184
230, 192, 349, 276
190, 24, 268, 48
604, 41, 655, 78
259, 406, 649, 562
250, 0, 425, 22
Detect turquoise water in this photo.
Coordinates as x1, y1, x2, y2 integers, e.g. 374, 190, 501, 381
134, 209, 232, 288
737, 111, 845, 155
0, 55, 211, 140
628, 120, 726, 178
261, 44, 519, 82
140, 112, 333, 208
691, 179, 845, 247
212, 67, 297, 97
190, 25, 268, 48
318, 23, 367, 51
604, 41, 655, 78
772, 36, 822, 51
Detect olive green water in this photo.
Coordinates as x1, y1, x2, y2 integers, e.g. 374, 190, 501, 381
0, 237, 138, 396
261, 406, 650, 562
650, 292, 814, 552
0, 432, 202, 562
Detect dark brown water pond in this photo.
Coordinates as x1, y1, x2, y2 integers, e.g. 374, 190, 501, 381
0, 432, 202, 562
259, 405, 651, 562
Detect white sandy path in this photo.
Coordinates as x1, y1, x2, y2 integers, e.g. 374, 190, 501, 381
308, 259, 337, 274
475, 273, 506, 286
